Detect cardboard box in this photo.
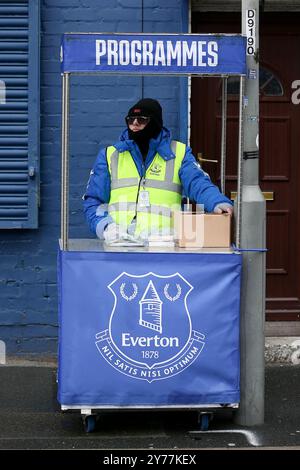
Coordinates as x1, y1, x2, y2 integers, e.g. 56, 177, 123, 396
173, 211, 231, 248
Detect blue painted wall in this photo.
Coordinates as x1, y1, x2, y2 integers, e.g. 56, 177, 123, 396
0, 0, 189, 356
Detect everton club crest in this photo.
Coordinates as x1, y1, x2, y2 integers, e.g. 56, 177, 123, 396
95, 272, 205, 383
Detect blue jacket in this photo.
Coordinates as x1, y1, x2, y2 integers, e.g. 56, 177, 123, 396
83, 127, 232, 236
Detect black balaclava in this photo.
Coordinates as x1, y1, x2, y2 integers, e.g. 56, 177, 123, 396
126, 98, 163, 158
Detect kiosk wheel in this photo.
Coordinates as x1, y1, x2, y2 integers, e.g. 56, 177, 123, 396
83, 414, 97, 433
198, 412, 213, 431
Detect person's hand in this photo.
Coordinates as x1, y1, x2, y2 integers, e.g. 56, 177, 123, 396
213, 203, 233, 215
103, 222, 127, 243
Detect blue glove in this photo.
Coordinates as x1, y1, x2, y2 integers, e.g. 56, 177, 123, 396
213, 203, 233, 215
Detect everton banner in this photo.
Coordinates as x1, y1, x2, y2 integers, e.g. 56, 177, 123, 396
58, 249, 241, 407
61, 33, 246, 75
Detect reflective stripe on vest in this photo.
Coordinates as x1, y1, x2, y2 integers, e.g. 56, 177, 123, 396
108, 202, 173, 218
106, 141, 186, 233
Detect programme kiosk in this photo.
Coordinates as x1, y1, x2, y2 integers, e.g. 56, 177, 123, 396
58, 33, 246, 433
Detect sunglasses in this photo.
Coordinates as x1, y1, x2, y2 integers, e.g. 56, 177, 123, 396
126, 116, 150, 125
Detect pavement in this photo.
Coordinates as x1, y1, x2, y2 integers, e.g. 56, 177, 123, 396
0, 362, 299, 451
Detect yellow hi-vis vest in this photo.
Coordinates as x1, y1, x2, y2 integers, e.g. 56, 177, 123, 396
106, 141, 186, 236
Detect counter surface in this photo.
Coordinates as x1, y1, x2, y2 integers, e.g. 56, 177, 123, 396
60, 238, 235, 254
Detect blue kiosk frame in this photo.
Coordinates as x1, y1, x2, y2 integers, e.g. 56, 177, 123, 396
58, 33, 246, 433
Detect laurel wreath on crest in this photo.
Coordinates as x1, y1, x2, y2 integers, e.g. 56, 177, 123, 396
164, 283, 181, 301
120, 283, 138, 301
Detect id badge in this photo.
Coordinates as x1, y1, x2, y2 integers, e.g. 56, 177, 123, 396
138, 190, 150, 207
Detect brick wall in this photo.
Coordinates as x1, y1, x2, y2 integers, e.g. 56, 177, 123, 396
0, 0, 189, 356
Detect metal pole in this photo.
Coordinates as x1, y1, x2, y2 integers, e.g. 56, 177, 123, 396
220, 77, 228, 194
234, 0, 266, 426
235, 76, 244, 250
61, 73, 70, 251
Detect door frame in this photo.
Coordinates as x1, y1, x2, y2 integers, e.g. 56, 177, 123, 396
190, 8, 300, 333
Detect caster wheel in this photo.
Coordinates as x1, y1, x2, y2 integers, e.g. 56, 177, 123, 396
83, 415, 97, 433
198, 412, 212, 431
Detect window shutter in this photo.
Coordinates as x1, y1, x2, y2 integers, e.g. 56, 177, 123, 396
0, 0, 39, 228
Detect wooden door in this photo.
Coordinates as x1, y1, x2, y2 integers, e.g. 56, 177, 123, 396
191, 13, 300, 321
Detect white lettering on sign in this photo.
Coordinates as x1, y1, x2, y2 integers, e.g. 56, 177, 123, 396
122, 333, 179, 348
166, 41, 181, 65
246, 9, 256, 56
95, 39, 219, 68
131, 40, 142, 66
95, 39, 106, 65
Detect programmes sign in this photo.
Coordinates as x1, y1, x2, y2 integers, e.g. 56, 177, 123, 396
61, 33, 246, 75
